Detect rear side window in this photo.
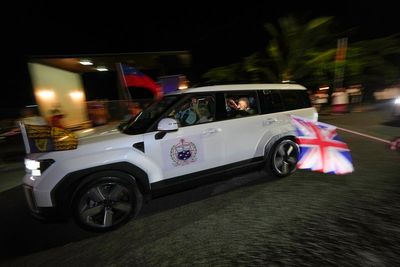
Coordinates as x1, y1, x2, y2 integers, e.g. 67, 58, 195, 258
280, 90, 311, 110
261, 90, 285, 113
261, 89, 311, 114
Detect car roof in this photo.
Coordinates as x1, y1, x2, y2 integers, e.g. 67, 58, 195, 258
167, 83, 307, 95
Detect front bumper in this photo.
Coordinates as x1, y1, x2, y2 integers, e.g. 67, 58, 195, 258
23, 185, 68, 222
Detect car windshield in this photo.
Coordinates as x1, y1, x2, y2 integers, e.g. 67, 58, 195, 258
118, 95, 180, 134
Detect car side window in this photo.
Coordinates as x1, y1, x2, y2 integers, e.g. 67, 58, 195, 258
168, 95, 216, 127
280, 90, 312, 110
224, 91, 259, 119
261, 90, 285, 114
193, 96, 216, 125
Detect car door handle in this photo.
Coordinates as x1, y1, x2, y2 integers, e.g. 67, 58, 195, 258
263, 118, 278, 126
202, 128, 221, 135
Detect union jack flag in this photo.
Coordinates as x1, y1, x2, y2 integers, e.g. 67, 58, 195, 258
290, 115, 354, 175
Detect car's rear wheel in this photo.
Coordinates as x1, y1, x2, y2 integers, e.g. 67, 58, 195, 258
265, 138, 299, 178
72, 171, 143, 232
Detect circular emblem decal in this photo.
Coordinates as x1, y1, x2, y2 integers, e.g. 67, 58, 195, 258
170, 139, 197, 166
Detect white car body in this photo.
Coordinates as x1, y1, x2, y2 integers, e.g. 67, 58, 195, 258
23, 83, 317, 231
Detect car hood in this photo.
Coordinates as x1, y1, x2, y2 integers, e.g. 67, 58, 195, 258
75, 123, 119, 138
75, 123, 125, 146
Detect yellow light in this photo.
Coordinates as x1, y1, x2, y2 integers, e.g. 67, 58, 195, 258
32, 169, 41, 176
69, 91, 84, 101
82, 129, 94, 133
25, 159, 40, 170
36, 90, 55, 100
58, 136, 69, 141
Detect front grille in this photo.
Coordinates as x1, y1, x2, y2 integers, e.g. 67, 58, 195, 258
23, 185, 38, 212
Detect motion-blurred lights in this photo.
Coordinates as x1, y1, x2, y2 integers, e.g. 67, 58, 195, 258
36, 90, 55, 100
58, 136, 69, 141
319, 86, 329, 90
82, 128, 94, 133
79, 59, 93, 66
96, 66, 108, 71
178, 75, 189, 90
25, 159, 40, 170
69, 91, 84, 101
395, 97, 400, 105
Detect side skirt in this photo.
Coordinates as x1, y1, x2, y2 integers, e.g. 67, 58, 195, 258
150, 157, 264, 198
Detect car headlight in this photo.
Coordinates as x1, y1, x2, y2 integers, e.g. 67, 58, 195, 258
395, 97, 400, 105
25, 159, 55, 176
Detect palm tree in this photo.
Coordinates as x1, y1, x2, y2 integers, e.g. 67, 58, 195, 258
345, 36, 400, 85
202, 16, 400, 94
202, 16, 336, 86
263, 16, 336, 83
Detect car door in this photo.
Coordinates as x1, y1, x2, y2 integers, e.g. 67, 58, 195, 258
217, 90, 270, 164
143, 94, 224, 181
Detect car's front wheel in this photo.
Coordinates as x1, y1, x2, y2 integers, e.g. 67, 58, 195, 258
265, 138, 299, 178
72, 171, 143, 232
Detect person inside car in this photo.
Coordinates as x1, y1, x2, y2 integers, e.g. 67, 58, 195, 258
174, 100, 198, 126
227, 97, 256, 117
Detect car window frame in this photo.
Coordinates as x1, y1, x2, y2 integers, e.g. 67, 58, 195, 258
147, 92, 218, 131
220, 90, 261, 120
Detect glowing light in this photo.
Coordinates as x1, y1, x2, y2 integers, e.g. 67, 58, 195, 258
319, 86, 329, 90
69, 91, 84, 101
36, 90, 55, 100
96, 66, 108, 71
79, 60, 93, 66
395, 97, 400, 105
58, 136, 69, 141
82, 129, 94, 133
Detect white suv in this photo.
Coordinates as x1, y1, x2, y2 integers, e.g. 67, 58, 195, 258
23, 84, 317, 231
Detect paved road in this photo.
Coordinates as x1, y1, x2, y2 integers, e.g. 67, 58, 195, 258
0, 103, 399, 266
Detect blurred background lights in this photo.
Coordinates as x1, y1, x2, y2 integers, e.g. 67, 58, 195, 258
69, 91, 84, 101
79, 59, 93, 66
96, 66, 108, 71
36, 90, 55, 100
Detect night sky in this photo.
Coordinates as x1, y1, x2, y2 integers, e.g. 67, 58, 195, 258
1, 1, 399, 118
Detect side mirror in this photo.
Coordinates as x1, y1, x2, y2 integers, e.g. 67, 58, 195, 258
157, 118, 178, 131
155, 118, 178, 140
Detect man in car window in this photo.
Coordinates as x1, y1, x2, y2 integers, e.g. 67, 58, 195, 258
228, 97, 256, 116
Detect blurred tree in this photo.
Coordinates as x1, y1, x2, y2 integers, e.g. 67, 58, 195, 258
345, 36, 400, 86
202, 63, 242, 84
203, 16, 336, 87
202, 16, 400, 95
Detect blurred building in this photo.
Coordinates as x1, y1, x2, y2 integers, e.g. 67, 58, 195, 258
374, 85, 400, 100
27, 51, 192, 129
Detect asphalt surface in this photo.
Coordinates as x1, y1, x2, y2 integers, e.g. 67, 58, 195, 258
0, 102, 399, 266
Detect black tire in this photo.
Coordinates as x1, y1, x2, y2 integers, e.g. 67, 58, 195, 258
265, 138, 299, 178
72, 171, 143, 232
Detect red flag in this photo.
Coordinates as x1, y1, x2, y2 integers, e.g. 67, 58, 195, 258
121, 64, 162, 100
